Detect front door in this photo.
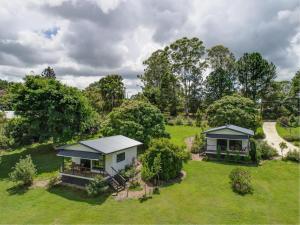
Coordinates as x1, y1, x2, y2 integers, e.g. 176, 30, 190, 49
80, 159, 91, 170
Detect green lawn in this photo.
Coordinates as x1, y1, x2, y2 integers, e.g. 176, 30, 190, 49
166, 125, 201, 146
276, 122, 300, 146
0, 126, 299, 224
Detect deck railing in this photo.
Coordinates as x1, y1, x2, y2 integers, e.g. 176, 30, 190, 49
206, 145, 248, 154
60, 164, 108, 179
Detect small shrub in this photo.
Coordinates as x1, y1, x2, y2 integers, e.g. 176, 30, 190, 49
279, 142, 288, 157
284, 149, 300, 163
186, 119, 194, 126
277, 116, 289, 126
119, 165, 137, 180
47, 176, 61, 189
153, 187, 160, 194
229, 168, 253, 195
85, 175, 108, 196
224, 151, 230, 161
234, 152, 241, 162
9, 155, 37, 185
175, 117, 184, 125
195, 109, 203, 127
216, 145, 221, 160
167, 119, 175, 126
253, 127, 265, 139
191, 134, 202, 154
256, 141, 278, 160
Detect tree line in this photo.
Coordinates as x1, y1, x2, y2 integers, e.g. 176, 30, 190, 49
0, 36, 299, 148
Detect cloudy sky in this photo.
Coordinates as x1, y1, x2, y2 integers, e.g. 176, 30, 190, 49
0, 0, 299, 95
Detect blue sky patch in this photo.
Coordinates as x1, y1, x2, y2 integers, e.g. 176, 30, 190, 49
43, 27, 59, 39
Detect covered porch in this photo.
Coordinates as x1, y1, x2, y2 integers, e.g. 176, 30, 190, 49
203, 124, 254, 156
206, 136, 250, 155
58, 149, 108, 180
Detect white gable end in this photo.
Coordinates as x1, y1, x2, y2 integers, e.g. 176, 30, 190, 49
208, 128, 245, 135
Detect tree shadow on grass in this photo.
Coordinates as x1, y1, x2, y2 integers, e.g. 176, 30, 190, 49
47, 184, 111, 205
0, 143, 61, 180
205, 159, 259, 167
6, 184, 29, 195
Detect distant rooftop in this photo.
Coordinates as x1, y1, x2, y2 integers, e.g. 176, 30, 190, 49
79, 135, 143, 154
203, 124, 254, 136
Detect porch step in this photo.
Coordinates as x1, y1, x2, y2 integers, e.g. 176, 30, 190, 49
107, 177, 124, 192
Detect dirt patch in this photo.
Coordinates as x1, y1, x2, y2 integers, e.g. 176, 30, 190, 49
185, 136, 194, 151
185, 136, 204, 161
191, 153, 204, 161
31, 180, 49, 188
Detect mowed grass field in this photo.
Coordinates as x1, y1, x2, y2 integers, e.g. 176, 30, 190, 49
165, 125, 201, 146
0, 126, 299, 224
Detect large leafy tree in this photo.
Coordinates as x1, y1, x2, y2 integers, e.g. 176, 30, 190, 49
205, 45, 236, 103
86, 74, 125, 113
41, 66, 56, 79
139, 49, 180, 115
168, 37, 207, 114
101, 100, 168, 146
206, 94, 259, 130
11, 75, 98, 143
261, 81, 291, 119
236, 52, 276, 102
290, 70, 300, 97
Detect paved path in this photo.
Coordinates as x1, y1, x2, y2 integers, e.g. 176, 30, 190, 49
263, 122, 297, 156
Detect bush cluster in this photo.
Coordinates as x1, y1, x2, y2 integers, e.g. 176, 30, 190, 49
229, 168, 253, 195
167, 117, 195, 126
256, 141, 278, 160
141, 138, 188, 181
253, 127, 265, 139
85, 175, 108, 196
47, 176, 61, 189
284, 150, 300, 163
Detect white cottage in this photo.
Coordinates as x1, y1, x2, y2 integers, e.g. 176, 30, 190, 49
203, 125, 254, 156
56, 135, 142, 186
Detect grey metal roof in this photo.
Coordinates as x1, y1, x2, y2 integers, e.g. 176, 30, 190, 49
57, 150, 100, 160
79, 135, 143, 154
56, 143, 98, 152
203, 124, 254, 136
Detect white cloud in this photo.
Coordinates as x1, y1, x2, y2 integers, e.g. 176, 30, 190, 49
0, 0, 299, 93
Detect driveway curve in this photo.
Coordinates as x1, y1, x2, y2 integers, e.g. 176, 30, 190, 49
263, 122, 297, 156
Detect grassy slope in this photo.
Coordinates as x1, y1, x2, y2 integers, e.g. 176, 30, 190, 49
166, 125, 201, 146
275, 122, 300, 145
0, 126, 299, 224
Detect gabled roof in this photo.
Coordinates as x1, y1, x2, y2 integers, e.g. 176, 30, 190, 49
57, 150, 100, 160
79, 135, 143, 154
203, 124, 254, 136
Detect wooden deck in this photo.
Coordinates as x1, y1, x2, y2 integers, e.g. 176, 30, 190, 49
60, 165, 108, 180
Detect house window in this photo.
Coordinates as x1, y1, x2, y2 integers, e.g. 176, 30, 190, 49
92, 155, 105, 170
116, 152, 125, 163
229, 140, 242, 151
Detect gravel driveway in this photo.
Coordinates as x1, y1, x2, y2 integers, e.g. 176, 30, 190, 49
263, 122, 297, 156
